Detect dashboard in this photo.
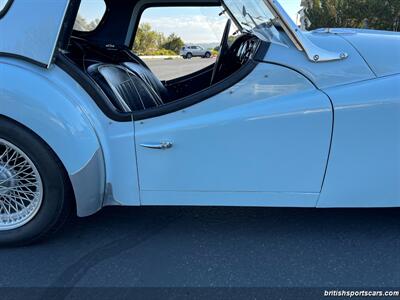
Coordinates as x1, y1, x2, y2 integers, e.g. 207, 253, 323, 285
236, 37, 261, 64
219, 35, 262, 78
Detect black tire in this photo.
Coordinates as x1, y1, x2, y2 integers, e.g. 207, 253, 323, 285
0, 118, 72, 246
204, 52, 211, 58
186, 53, 193, 59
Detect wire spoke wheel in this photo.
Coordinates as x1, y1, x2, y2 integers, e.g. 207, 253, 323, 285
0, 138, 43, 231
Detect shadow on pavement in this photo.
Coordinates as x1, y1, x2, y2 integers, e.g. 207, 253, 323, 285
1, 206, 399, 295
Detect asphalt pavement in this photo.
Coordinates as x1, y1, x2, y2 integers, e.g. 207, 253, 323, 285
1, 206, 399, 291
143, 57, 215, 80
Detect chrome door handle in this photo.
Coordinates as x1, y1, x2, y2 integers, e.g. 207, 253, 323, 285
140, 142, 173, 150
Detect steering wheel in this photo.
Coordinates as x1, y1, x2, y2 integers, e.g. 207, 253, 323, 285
210, 19, 231, 85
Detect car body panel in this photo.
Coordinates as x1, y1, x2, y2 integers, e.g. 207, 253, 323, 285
0, 59, 104, 216
338, 29, 400, 77
0, 0, 69, 67
0, 0, 399, 217
141, 191, 319, 207
135, 63, 333, 206
263, 31, 376, 89
0, 57, 141, 215
40, 60, 141, 210
318, 74, 400, 207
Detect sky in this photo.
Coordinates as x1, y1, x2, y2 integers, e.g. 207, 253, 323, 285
79, 0, 302, 44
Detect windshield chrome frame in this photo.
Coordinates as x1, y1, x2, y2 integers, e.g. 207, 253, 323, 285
221, 2, 243, 32
223, 0, 349, 63
264, 0, 348, 62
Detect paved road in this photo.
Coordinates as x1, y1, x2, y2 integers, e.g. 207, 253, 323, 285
143, 57, 216, 80
1, 206, 399, 294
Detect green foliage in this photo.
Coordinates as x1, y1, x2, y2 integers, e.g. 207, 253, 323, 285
151, 48, 177, 56
211, 49, 219, 57
74, 15, 101, 32
214, 35, 236, 52
133, 23, 164, 55
133, 23, 185, 55
162, 33, 185, 54
304, 0, 400, 31
228, 35, 237, 46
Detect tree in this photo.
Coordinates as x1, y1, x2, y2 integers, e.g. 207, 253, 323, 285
73, 14, 100, 31
162, 33, 185, 54
133, 23, 166, 55
133, 24, 185, 55
304, 0, 400, 31
214, 36, 236, 52
228, 35, 237, 46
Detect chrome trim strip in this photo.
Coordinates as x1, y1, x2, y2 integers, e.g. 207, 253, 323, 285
221, 2, 243, 32
140, 142, 173, 150
313, 28, 357, 35
264, 0, 348, 63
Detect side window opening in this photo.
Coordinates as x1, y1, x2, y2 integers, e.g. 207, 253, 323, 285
73, 0, 106, 32
133, 6, 236, 81
61, 1, 259, 118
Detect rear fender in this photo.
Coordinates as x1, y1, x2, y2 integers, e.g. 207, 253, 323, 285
0, 60, 105, 216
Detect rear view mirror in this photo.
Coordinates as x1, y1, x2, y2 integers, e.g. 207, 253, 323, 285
242, 5, 247, 17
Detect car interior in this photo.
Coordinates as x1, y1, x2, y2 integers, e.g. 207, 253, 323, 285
58, 0, 267, 119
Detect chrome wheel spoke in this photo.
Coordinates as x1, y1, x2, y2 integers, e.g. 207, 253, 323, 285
0, 139, 43, 230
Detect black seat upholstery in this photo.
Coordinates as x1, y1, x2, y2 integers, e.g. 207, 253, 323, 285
87, 63, 164, 112
122, 62, 169, 101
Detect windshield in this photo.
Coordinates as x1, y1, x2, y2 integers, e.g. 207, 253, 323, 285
223, 0, 276, 32
222, 0, 289, 46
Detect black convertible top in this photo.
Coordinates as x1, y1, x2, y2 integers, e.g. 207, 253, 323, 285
70, 0, 221, 48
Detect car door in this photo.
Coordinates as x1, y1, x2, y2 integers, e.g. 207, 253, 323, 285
134, 63, 333, 207
197, 46, 205, 56
189, 46, 196, 55
193, 46, 202, 56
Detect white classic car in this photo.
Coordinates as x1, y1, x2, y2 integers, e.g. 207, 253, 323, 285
0, 0, 399, 245
180, 46, 212, 59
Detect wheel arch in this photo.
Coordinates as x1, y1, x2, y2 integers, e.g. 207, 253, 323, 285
0, 114, 76, 211
0, 63, 106, 217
